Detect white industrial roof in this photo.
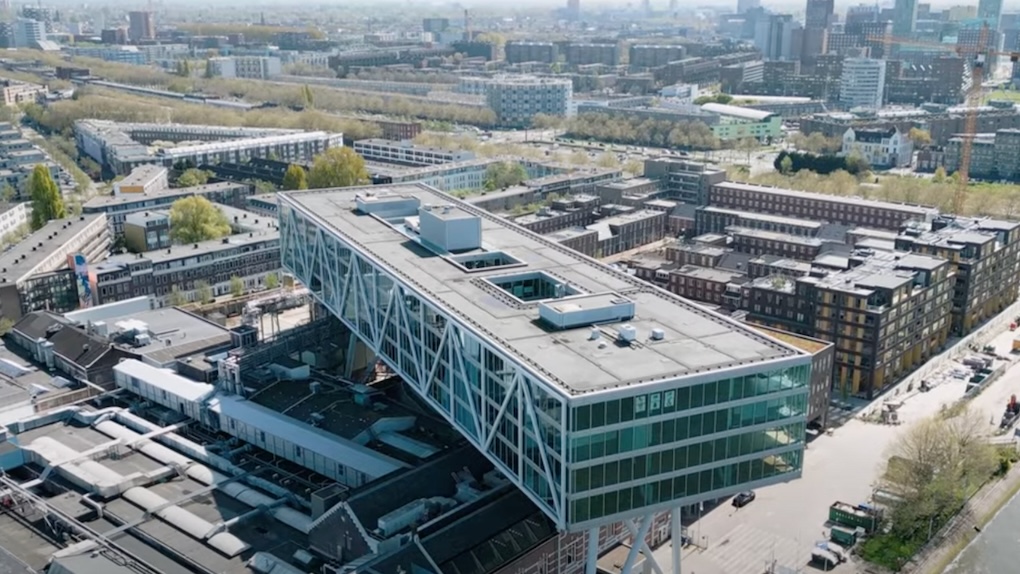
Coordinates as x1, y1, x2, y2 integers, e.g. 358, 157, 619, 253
210, 395, 409, 479
114, 360, 215, 403
702, 102, 775, 121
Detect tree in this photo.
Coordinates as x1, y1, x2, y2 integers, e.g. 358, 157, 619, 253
265, 272, 280, 290
779, 155, 793, 175
301, 84, 315, 109
845, 149, 871, 175
862, 408, 997, 569
230, 276, 245, 298
735, 137, 760, 165
204, 59, 215, 79
195, 280, 213, 304
28, 165, 66, 230
483, 161, 527, 191
0, 183, 15, 202
623, 159, 644, 176
169, 196, 231, 244
596, 152, 620, 169
0, 316, 13, 336
908, 127, 932, 148
308, 147, 370, 189
282, 164, 308, 190
175, 59, 191, 77
932, 166, 948, 183
176, 168, 211, 187
531, 113, 564, 130
168, 286, 187, 307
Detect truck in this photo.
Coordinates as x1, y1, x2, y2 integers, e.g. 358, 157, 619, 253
1012, 334, 1020, 351
828, 501, 881, 533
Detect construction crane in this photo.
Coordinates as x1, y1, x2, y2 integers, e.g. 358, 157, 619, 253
873, 25, 1020, 213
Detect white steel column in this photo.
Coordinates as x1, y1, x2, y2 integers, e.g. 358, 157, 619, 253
671, 507, 682, 574
585, 527, 599, 574
622, 516, 652, 574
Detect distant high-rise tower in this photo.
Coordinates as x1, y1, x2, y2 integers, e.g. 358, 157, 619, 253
737, 0, 761, 15
128, 10, 154, 42
977, 0, 1003, 29
669, 0, 678, 13
642, 0, 651, 14
566, 0, 580, 21
892, 0, 918, 36
802, 0, 833, 68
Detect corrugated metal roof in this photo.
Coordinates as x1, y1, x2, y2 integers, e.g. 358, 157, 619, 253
211, 395, 409, 479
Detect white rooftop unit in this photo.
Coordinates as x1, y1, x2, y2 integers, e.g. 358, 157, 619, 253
539, 293, 636, 330
418, 204, 482, 253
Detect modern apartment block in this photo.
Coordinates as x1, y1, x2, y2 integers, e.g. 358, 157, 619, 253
707, 181, 938, 230
0, 201, 28, 239
895, 217, 1020, 334
946, 129, 1020, 181
0, 214, 111, 321
505, 41, 559, 64
629, 45, 687, 69
0, 124, 61, 197
839, 58, 887, 109
123, 210, 171, 253
562, 42, 620, 66
643, 158, 727, 205
206, 56, 283, 80
353, 139, 476, 166
92, 206, 279, 306
1, 79, 46, 106
113, 164, 168, 195
127, 10, 155, 42
484, 76, 574, 127
279, 183, 810, 574
742, 250, 952, 398
75, 120, 343, 177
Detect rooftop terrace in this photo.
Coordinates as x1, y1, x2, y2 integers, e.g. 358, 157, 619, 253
281, 184, 800, 396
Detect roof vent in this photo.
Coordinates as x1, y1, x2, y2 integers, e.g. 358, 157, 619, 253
650, 328, 665, 341
618, 325, 637, 343
589, 327, 601, 341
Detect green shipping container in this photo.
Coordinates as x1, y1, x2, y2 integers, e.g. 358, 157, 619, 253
828, 502, 878, 532
830, 525, 857, 547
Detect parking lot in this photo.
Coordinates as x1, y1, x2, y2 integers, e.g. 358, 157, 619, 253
647, 327, 1020, 574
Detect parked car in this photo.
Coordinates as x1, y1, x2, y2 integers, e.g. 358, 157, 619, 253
732, 491, 756, 508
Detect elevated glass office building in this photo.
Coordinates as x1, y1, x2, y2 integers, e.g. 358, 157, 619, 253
279, 183, 810, 574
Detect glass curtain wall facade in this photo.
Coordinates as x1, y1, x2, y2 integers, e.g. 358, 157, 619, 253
569, 368, 807, 527
280, 199, 809, 531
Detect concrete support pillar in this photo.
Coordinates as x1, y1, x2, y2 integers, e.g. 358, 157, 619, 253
671, 507, 682, 574
622, 516, 652, 574
585, 527, 599, 574
343, 337, 376, 378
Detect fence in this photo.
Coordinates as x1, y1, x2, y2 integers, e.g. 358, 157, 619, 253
860, 299, 1020, 420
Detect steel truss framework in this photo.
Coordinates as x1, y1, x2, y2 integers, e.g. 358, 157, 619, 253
281, 204, 571, 528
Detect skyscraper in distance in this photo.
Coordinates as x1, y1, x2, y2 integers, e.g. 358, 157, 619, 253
128, 10, 155, 42
892, 0, 918, 36
566, 0, 580, 21
978, 0, 1003, 29
737, 0, 761, 15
